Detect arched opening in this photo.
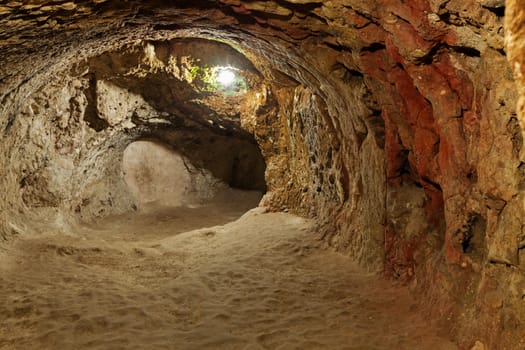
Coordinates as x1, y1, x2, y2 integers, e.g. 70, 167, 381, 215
122, 139, 266, 210
66, 38, 271, 227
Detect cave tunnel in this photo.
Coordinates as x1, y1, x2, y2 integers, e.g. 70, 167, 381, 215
79, 38, 269, 215
1, 1, 525, 349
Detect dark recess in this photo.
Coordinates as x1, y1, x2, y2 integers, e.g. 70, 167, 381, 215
451, 46, 481, 57
460, 214, 486, 257
361, 43, 386, 53
84, 75, 110, 132
3, 114, 15, 135
483, 6, 505, 17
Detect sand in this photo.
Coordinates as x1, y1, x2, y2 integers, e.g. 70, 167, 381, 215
0, 193, 459, 350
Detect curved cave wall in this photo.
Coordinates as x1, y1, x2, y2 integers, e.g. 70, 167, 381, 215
1, 0, 525, 348
122, 140, 265, 209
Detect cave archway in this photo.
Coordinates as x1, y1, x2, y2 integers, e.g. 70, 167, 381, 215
3, 31, 385, 288
122, 136, 267, 210
85, 38, 269, 214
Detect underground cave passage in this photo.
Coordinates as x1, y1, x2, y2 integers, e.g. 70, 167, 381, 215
122, 139, 266, 211
79, 38, 270, 225
2, 1, 525, 349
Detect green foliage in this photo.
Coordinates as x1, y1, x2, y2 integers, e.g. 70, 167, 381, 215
187, 62, 247, 95
189, 65, 201, 81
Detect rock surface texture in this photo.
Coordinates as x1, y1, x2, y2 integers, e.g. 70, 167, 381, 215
0, 0, 524, 349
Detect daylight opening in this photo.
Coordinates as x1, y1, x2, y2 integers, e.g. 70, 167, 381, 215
216, 68, 236, 87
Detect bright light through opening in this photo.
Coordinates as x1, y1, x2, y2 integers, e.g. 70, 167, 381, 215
216, 69, 236, 86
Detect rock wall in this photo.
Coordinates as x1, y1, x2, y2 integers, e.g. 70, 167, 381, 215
0, 39, 270, 230
0, 72, 136, 233
123, 141, 238, 209
1, 0, 525, 348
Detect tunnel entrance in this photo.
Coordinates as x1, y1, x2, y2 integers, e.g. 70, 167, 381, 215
122, 138, 266, 211
61, 37, 272, 223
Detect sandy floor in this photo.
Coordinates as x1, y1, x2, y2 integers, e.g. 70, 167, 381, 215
0, 194, 459, 350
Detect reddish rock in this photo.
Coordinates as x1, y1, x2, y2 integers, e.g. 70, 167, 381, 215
382, 17, 437, 63
407, 64, 462, 119
346, 8, 372, 29
434, 55, 475, 110
358, 23, 388, 47
384, 0, 446, 41
422, 186, 444, 227
413, 127, 439, 179
384, 111, 405, 181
